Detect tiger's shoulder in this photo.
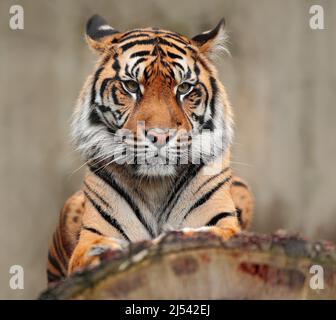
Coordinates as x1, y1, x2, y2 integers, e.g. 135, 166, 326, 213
47, 191, 85, 283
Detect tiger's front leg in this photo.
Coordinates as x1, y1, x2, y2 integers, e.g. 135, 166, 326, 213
169, 174, 242, 242
180, 213, 241, 241
68, 228, 128, 274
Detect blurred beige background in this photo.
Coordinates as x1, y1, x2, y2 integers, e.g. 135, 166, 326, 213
0, 0, 335, 299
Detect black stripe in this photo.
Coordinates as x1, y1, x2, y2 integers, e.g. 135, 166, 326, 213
191, 112, 204, 125
89, 168, 155, 238
193, 60, 200, 76
193, 98, 202, 106
84, 181, 111, 211
209, 76, 218, 118
90, 104, 118, 132
92, 103, 118, 131
185, 66, 192, 80
97, 103, 111, 113
121, 38, 157, 52
161, 60, 175, 78
112, 52, 121, 73
236, 207, 243, 226
206, 212, 237, 226
198, 82, 210, 112
167, 51, 183, 60
197, 55, 212, 73
47, 270, 61, 282
195, 167, 230, 193
100, 77, 114, 97
130, 50, 151, 58
121, 36, 187, 55
190, 88, 202, 98
163, 34, 189, 46
158, 38, 187, 55
157, 46, 167, 57
84, 190, 130, 241
161, 164, 204, 223
184, 176, 232, 220
90, 67, 104, 106
89, 108, 102, 126
232, 180, 248, 188
118, 30, 190, 49
111, 85, 123, 106
83, 225, 104, 236
119, 29, 150, 40
131, 57, 147, 75
134, 66, 140, 78
124, 64, 133, 79
172, 61, 185, 72
48, 252, 65, 277
89, 66, 105, 125
53, 231, 68, 269
202, 119, 214, 131
118, 33, 151, 43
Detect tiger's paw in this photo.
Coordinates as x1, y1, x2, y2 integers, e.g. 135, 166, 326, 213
68, 238, 128, 274
178, 226, 239, 242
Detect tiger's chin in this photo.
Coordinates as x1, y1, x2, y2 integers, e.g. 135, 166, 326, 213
135, 164, 177, 177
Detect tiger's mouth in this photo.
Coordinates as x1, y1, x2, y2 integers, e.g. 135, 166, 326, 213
119, 129, 191, 166
83, 122, 228, 177
105, 125, 223, 169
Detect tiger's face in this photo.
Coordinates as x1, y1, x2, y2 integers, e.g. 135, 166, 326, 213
73, 15, 233, 177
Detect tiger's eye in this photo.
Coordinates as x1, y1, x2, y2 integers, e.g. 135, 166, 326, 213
123, 80, 139, 93
177, 82, 192, 95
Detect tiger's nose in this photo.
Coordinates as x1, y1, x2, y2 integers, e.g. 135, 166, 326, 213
146, 128, 174, 147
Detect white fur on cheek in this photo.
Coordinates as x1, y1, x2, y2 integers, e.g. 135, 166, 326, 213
71, 81, 117, 163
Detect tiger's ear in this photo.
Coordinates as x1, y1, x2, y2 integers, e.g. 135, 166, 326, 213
85, 15, 121, 53
192, 19, 229, 59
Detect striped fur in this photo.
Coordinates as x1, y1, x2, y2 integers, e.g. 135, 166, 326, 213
47, 15, 254, 285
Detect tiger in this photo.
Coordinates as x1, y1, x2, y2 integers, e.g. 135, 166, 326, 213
47, 15, 254, 285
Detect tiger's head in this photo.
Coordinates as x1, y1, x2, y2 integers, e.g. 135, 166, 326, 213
72, 15, 233, 177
